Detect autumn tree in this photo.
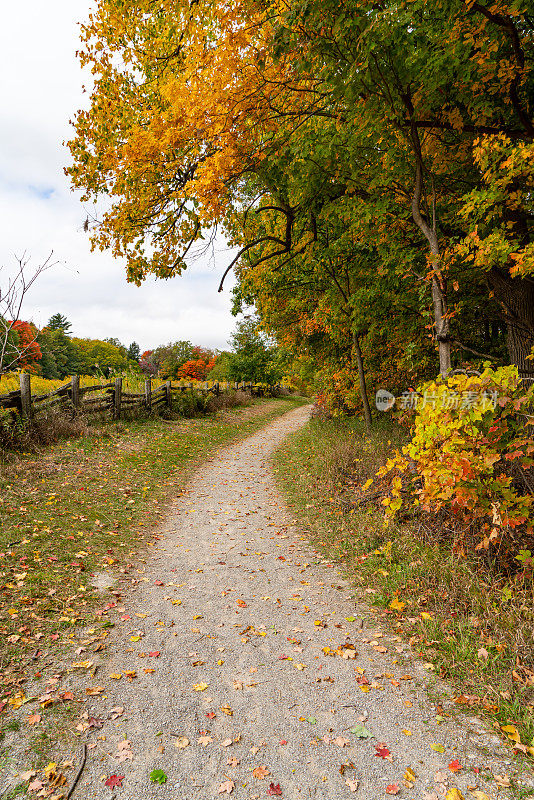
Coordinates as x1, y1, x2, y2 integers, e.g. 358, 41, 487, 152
67, 0, 534, 394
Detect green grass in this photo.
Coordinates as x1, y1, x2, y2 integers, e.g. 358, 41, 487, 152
0, 396, 306, 691
273, 415, 534, 759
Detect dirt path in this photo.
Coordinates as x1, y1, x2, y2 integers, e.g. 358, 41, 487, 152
63, 405, 519, 799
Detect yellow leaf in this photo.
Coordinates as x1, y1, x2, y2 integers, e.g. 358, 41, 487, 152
192, 682, 208, 692
445, 790, 465, 800
8, 691, 26, 709
389, 597, 405, 612
402, 729, 412, 736
501, 724, 521, 742
44, 762, 57, 779
431, 743, 445, 753
421, 612, 432, 620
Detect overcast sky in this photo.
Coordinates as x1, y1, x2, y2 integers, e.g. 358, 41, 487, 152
0, 1, 238, 352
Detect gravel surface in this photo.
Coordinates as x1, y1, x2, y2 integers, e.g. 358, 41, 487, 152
64, 404, 523, 799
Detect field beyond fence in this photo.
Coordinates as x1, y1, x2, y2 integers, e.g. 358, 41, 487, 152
0, 374, 283, 421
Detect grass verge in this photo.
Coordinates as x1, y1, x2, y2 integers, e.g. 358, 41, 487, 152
0, 396, 306, 694
273, 415, 534, 762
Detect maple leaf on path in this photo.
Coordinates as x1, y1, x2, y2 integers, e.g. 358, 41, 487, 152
252, 765, 270, 779
105, 775, 124, 788
448, 759, 462, 773
374, 743, 393, 761
267, 783, 282, 796
386, 785, 400, 795
218, 779, 235, 794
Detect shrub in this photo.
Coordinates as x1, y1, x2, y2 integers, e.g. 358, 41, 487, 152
376, 365, 534, 551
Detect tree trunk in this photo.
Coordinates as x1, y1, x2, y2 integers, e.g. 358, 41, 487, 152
489, 268, 534, 376
352, 332, 372, 432
410, 158, 451, 376
431, 273, 452, 376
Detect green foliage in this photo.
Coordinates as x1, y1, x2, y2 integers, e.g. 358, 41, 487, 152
149, 770, 167, 785
378, 366, 534, 549
72, 337, 129, 376
227, 316, 282, 384
127, 341, 141, 362
47, 314, 72, 334
151, 340, 194, 378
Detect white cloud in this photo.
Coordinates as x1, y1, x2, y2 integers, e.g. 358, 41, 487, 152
0, 0, 238, 352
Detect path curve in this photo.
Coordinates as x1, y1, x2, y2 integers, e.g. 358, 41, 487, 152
72, 405, 516, 799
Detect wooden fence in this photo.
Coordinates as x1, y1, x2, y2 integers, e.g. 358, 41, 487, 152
0, 375, 282, 421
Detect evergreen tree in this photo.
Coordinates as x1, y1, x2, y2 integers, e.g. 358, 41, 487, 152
47, 313, 72, 334
127, 341, 141, 362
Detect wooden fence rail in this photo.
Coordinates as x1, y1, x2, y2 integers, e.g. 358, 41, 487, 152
0, 375, 282, 421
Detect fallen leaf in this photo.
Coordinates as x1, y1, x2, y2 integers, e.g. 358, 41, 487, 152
333, 736, 350, 747
350, 724, 373, 739
174, 737, 190, 749
444, 791, 465, 800
221, 705, 233, 716
193, 682, 208, 692
149, 769, 167, 784
470, 793, 490, 800
237, 600, 247, 608
221, 738, 233, 747
404, 767, 417, 787
375, 743, 393, 761
389, 597, 405, 612
218, 778, 235, 794
501, 725, 520, 743
198, 735, 214, 746
27, 714, 41, 726
228, 757, 240, 767
431, 743, 445, 753
386, 785, 400, 795
493, 774, 511, 787
267, 783, 282, 796
252, 765, 270, 779
448, 760, 462, 773
105, 775, 124, 788
345, 778, 359, 791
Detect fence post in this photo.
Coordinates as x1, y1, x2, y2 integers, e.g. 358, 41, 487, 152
71, 374, 80, 410
144, 378, 152, 411
19, 373, 31, 419
113, 377, 122, 419
215, 381, 220, 396
166, 381, 172, 409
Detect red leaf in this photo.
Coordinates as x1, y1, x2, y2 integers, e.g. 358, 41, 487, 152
267, 783, 282, 796
279, 739, 287, 745
448, 760, 462, 773
148, 651, 161, 658
386, 785, 400, 795
105, 775, 124, 788
374, 743, 392, 760
206, 712, 217, 719
154, 580, 165, 586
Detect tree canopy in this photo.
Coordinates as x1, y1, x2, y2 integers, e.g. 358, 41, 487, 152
67, 0, 534, 414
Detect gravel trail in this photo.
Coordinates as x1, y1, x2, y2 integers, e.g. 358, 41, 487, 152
70, 404, 519, 799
